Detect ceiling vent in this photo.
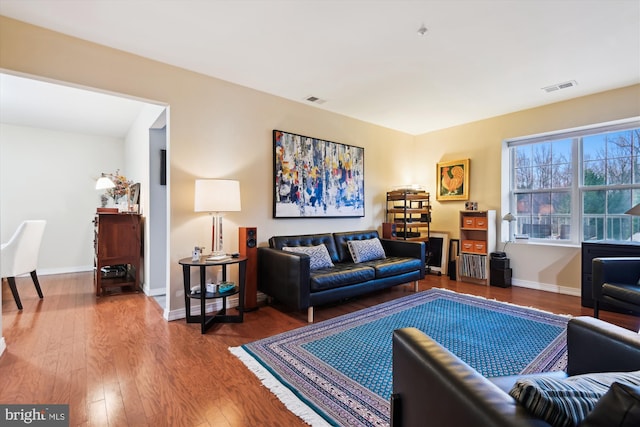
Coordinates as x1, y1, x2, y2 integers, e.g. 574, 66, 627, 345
305, 95, 326, 105
542, 80, 578, 93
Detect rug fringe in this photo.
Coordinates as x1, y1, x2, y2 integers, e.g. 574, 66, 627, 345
228, 346, 333, 427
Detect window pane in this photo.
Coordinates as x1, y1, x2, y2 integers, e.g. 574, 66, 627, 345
606, 157, 632, 185
584, 190, 605, 214
583, 159, 605, 186
533, 165, 551, 189
607, 189, 633, 214
552, 163, 572, 188
515, 166, 533, 190
583, 217, 603, 240
606, 216, 632, 241
516, 194, 532, 215
552, 192, 570, 214
583, 134, 606, 160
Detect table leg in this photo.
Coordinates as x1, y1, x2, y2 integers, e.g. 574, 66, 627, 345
182, 265, 192, 322
200, 265, 207, 334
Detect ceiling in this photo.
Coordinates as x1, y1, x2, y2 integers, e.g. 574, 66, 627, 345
0, 0, 639, 136
0, 73, 150, 138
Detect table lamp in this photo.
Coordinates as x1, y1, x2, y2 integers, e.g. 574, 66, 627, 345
95, 173, 115, 190
502, 212, 516, 249
194, 179, 241, 258
625, 204, 640, 216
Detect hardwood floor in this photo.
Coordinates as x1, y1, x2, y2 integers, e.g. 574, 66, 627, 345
1, 272, 638, 426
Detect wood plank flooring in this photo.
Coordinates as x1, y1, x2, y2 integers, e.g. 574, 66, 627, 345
1, 272, 638, 426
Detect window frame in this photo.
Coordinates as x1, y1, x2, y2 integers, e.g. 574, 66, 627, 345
503, 117, 640, 246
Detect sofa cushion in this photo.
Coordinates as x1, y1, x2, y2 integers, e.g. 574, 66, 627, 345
283, 244, 334, 270
602, 283, 640, 306
363, 256, 423, 279
581, 382, 640, 427
347, 238, 386, 263
309, 263, 375, 291
509, 370, 640, 427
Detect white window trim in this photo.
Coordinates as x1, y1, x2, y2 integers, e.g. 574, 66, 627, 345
501, 116, 640, 246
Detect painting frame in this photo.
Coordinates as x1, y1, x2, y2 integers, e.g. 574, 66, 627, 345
427, 231, 449, 275
436, 158, 470, 201
273, 130, 365, 218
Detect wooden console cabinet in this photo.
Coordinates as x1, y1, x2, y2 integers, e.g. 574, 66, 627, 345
94, 213, 142, 296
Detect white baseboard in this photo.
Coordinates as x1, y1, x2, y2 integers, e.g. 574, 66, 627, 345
0, 337, 6, 358
511, 278, 581, 297
142, 284, 166, 297
38, 266, 93, 276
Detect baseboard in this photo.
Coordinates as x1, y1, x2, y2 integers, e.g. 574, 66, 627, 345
0, 337, 6, 358
511, 278, 581, 297
38, 266, 93, 276
142, 284, 166, 297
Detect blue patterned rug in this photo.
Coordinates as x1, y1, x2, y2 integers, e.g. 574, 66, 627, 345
229, 288, 569, 426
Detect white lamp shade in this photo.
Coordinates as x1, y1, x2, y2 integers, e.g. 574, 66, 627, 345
502, 212, 516, 222
194, 179, 241, 212
96, 175, 115, 190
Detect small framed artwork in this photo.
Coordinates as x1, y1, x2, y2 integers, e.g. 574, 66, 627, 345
129, 183, 140, 213
427, 231, 450, 275
436, 158, 470, 201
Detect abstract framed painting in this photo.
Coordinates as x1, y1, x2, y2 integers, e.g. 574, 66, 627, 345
436, 158, 470, 201
273, 130, 365, 218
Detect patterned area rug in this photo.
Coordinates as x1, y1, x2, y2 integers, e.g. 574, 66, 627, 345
230, 288, 569, 427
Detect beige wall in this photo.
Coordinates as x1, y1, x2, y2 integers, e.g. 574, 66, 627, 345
415, 85, 640, 295
2, 16, 639, 319
0, 17, 414, 315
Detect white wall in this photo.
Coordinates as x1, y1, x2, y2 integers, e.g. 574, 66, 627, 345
0, 123, 125, 273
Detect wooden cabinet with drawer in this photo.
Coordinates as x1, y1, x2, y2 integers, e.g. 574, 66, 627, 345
94, 213, 142, 296
458, 210, 496, 285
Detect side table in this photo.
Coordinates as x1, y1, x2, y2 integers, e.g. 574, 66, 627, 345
179, 256, 247, 334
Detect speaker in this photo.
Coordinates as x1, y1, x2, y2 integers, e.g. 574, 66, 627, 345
490, 267, 512, 288
490, 258, 510, 270
382, 222, 397, 239
239, 227, 258, 311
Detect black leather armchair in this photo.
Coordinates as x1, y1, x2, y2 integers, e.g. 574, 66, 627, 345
391, 316, 640, 427
592, 257, 640, 318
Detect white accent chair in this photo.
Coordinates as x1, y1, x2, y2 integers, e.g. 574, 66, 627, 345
1, 220, 46, 310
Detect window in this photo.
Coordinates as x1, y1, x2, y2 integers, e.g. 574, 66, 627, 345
506, 119, 640, 244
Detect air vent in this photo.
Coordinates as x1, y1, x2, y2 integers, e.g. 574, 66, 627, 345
542, 80, 577, 93
304, 95, 326, 105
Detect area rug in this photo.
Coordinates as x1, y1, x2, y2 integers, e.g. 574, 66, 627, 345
229, 288, 569, 427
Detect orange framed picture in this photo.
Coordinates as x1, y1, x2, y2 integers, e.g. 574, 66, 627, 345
436, 159, 470, 201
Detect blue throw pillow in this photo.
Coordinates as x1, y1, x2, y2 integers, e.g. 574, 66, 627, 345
347, 238, 386, 263
283, 244, 334, 270
509, 370, 640, 427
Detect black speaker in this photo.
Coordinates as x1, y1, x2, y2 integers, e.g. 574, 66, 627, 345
490, 267, 512, 288
490, 258, 510, 270
239, 227, 258, 311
